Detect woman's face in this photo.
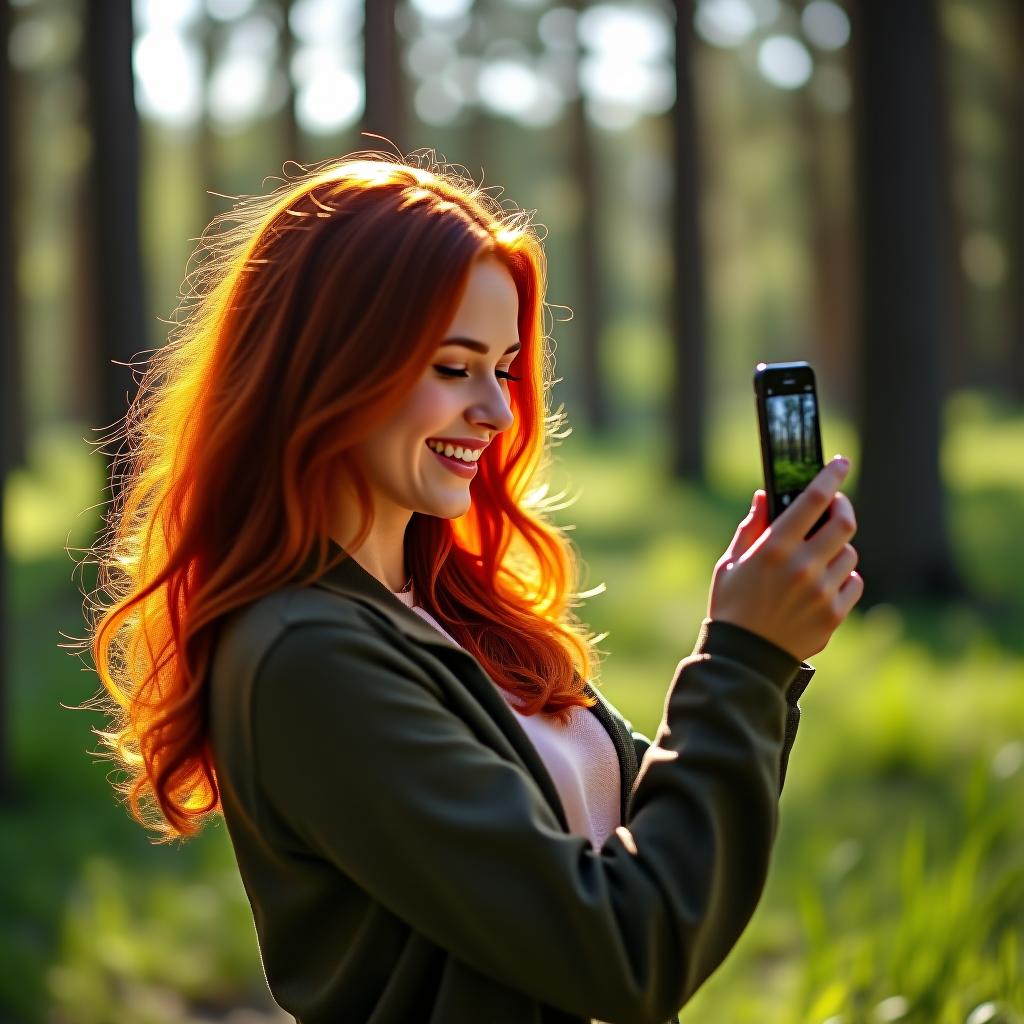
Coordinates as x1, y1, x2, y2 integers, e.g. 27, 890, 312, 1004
351, 255, 520, 522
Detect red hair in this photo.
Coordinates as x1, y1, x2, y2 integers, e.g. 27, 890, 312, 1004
67, 150, 606, 842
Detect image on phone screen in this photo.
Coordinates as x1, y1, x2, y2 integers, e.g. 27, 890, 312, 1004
765, 391, 822, 509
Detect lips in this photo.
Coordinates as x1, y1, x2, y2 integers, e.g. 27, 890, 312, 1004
426, 441, 478, 478
425, 437, 488, 452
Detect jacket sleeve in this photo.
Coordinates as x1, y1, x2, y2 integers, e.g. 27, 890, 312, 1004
252, 616, 808, 1024
632, 660, 816, 795
779, 665, 814, 790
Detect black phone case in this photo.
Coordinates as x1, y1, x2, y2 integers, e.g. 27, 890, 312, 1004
753, 360, 829, 537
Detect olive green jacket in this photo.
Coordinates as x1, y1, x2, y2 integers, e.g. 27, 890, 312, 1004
207, 545, 815, 1024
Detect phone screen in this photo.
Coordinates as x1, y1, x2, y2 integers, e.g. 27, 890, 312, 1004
765, 389, 822, 505
753, 361, 826, 531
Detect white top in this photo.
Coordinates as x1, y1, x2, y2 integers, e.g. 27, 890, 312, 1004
392, 587, 622, 850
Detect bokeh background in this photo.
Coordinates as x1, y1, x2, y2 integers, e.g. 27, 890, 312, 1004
2, 0, 1022, 1021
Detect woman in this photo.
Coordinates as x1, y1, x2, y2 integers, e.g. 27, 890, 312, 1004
79, 152, 862, 1024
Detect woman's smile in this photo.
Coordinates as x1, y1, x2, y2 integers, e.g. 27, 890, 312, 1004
425, 440, 479, 478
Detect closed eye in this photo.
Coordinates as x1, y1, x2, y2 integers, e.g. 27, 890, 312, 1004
434, 366, 521, 382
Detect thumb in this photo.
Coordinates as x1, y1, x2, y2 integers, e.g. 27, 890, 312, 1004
725, 490, 767, 562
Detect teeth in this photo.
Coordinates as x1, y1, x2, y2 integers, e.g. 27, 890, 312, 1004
427, 440, 481, 463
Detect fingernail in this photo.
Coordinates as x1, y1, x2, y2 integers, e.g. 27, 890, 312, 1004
832, 455, 849, 470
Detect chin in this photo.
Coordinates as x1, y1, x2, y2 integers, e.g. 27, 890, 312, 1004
440, 498, 472, 519
426, 493, 472, 519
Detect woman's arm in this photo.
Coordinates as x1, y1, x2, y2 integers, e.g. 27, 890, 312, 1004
629, 648, 815, 796
252, 617, 806, 1024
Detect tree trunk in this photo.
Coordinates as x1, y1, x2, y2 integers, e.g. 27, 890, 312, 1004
361, 0, 402, 153
0, 0, 20, 802
462, 0, 497, 185
82, 0, 148, 462
668, 0, 708, 482
935, 9, 970, 397
274, 0, 301, 167
796, 84, 856, 417
849, 0, 968, 605
568, 0, 608, 433
197, 8, 221, 227
1008, 0, 1024, 402
69, 154, 101, 425
1, 1, 24, 474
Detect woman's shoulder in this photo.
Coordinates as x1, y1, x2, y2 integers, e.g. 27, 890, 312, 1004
211, 585, 392, 693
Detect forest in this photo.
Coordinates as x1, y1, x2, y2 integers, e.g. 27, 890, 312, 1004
0, 0, 1021, 1021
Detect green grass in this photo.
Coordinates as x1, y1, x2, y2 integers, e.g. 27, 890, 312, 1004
2, 390, 1022, 1022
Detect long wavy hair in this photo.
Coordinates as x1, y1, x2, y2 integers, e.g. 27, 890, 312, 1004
67, 149, 608, 842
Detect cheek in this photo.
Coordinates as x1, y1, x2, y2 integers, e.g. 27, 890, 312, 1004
406, 379, 458, 428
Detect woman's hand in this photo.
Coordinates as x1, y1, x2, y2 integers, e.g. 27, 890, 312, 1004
707, 457, 863, 663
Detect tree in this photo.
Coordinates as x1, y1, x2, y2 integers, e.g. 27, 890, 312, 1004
81, 0, 148, 468
567, 0, 609, 433
361, 0, 402, 152
273, 0, 301, 165
0, 0, 21, 801
796, 77, 856, 416
1009, 0, 1024, 402
462, 0, 494, 189
667, 0, 709, 482
849, 0, 967, 604
197, 4, 224, 227
1, 0, 25, 480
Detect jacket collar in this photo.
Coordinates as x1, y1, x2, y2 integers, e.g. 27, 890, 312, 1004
299, 538, 640, 826
301, 539, 469, 653
301, 539, 582, 830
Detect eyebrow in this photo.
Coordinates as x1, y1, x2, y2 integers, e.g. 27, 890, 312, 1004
440, 336, 522, 356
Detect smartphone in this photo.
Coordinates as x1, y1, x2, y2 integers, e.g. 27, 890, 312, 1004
753, 360, 829, 538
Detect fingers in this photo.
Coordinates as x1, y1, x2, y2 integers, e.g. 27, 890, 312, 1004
805, 491, 858, 563
771, 457, 851, 548
823, 542, 858, 592
720, 490, 767, 565
833, 566, 865, 620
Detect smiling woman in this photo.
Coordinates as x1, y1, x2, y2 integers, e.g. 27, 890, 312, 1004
69, 148, 821, 1024
75, 148, 600, 838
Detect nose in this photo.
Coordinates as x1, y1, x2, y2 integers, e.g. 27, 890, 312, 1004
467, 379, 515, 437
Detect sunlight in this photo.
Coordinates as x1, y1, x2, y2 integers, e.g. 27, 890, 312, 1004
694, 0, 756, 48
580, 53, 674, 127
209, 56, 270, 125
134, 0, 200, 30
478, 59, 540, 117
577, 3, 670, 63
409, 0, 473, 20
757, 34, 813, 90
801, 0, 851, 51
296, 65, 362, 133
576, 3, 672, 130
288, 0, 361, 42
206, 0, 256, 19
133, 27, 201, 124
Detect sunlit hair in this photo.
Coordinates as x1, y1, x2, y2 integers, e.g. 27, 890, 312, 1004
66, 148, 607, 842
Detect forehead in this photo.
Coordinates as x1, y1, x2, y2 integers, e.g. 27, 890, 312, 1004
446, 257, 519, 331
